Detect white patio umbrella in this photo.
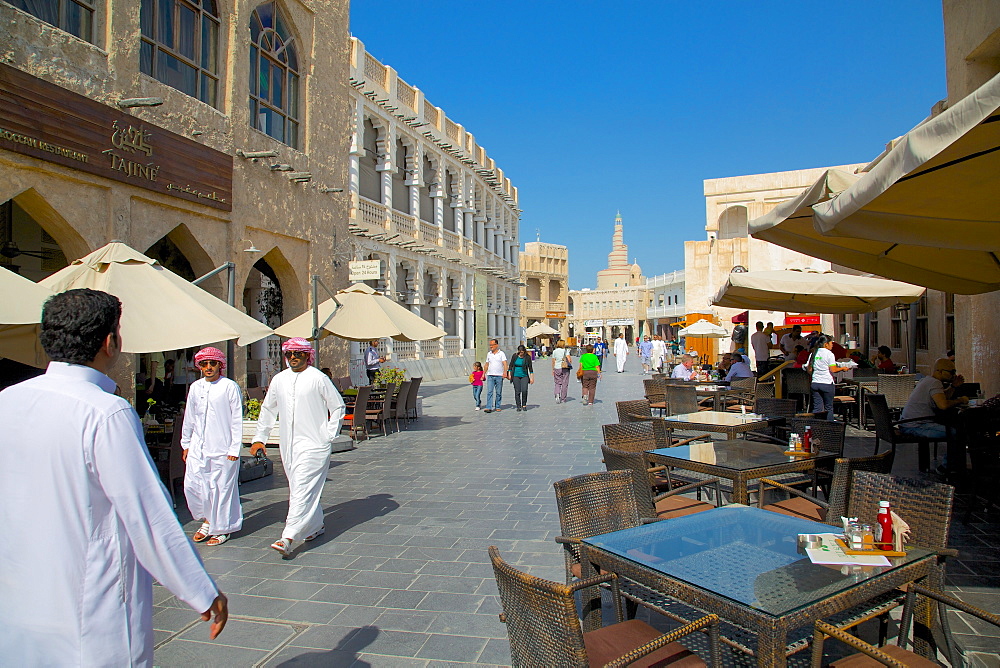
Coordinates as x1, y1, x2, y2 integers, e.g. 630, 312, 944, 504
751, 71, 1000, 294
712, 269, 925, 313
40, 242, 273, 353
524, 322, 559, 338
677, 319, 728, 338
0, 266, 55, 367
275, 283, 446, 342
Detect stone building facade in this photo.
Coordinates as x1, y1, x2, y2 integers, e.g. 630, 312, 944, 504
645, 270, 686, 339
0, 0, 354, 391
519, 240, 568, 340
569, 213, 647, 344
345, 38, 521, 361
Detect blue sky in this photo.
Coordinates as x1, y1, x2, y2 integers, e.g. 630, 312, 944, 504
350, 2, 945, 290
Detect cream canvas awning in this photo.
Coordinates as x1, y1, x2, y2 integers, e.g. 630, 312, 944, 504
0, 266, 55, 367
712, 269, 925, 313
525, 322, 559, 338
751, 71, 1000, 294
275, 283, 447, 342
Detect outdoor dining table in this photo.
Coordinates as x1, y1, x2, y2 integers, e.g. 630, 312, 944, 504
579, 505, 936, 667
657, 410, 782, 440
647, 440, 827, 505
694, 383, 739, 410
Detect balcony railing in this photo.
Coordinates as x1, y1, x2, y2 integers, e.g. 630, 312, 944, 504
391, 340, 417, 361
359, 197, 387, 230
548, 302, 566, 312
419, 222, 440, 244
443, 336, 461, 357
422, 339, 442, 358
391, 210, 416, 237
646, 304, 686, 319
443, 230, 461, 252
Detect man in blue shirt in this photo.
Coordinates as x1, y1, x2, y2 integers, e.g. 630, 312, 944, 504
593, 338, 608, 369
638, 336, 653, 374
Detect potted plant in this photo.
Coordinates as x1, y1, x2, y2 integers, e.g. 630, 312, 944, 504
373, 366, 406, 389
242, 396, 278, 444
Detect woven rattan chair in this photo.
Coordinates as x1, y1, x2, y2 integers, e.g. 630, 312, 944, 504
602, 444, 721, 520
726, 376, 756, 409
664, 385, 700, 415
811, 585, 999, 668
490, 546, 721, 667
616, 399, 652, 423
365, 382, 395, 437
643, 378, 667, 415
342, 385, 371, 442
782, 367, 813, 412
405, 376, 422, 420
754, 397, 798, 418
758, 451, 895, 523
867, 393, 947, 471
553, 471, 644, 583
392, 380, 412, 432
603, 421, 658, 452
779, 418, 848, 492
877, 374, 917, 416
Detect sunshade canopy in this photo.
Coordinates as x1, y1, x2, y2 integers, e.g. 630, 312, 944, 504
712, 269, 925, 314
525, 322, 559, 338
40, 242, 273, 353
751, 72, 1000, 294
678, 319, 728, 338
0, 266, 55, 367
275, 283, 447, 342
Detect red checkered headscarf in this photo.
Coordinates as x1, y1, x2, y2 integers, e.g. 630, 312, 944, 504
193, 346, 226, 372
281, 337, 315, 366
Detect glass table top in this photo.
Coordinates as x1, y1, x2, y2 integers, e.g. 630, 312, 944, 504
649, 441, 819, 470
583, 505, 931, 617
660, 411, 770, 426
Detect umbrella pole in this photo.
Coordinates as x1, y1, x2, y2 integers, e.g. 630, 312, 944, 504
193, 261, 237, 373
312, 275, 320, 366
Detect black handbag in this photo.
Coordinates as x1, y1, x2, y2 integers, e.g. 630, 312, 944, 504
239, 452, 273, 484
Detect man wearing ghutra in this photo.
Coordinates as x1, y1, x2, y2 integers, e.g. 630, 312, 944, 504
182, 347, 244, 546
251, 338, 346, 557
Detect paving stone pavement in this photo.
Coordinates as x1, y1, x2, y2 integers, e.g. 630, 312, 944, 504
152, 354, 1000, 667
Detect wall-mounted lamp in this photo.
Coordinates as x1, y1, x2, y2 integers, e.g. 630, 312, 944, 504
237, 149, 279, 159
117, 97, 163, 108
242, 239, 261, 254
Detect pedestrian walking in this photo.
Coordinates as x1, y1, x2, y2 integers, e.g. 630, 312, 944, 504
613, 333, 630, 372
251, 338, 346, 557
0, 289, 228, 666
365, 339, 385, 384
579, 344, 602, 406
639, 336, 653, 374
470, 361, 484, 410
593, 338, 608, 369
182, 346, 244, 547
509, 345, 535, 411
483, 339, 508, 413
551, 340, 572, 403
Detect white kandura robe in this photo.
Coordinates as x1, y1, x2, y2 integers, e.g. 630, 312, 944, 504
650, 340, 667, 371
614, 338, 630, 372
0, 362, 217, 667
254, 366, 345, 542
182, 376, 244, 534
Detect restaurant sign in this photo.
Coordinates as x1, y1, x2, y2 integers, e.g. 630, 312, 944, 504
348, 259, 381, 281
607, 318, 634, 326
584, 319, 604, 327
785, 314, 821, 326
0, 63, 232, 211
545, 311, 565, 319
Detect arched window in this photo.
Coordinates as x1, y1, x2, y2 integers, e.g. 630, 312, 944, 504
140, 0, 220, 107
8, 0, 95, 43
717, 205, 749, 239
250, 2, 300, 148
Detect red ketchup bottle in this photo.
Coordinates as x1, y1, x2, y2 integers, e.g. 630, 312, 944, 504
877, 501, 893, 551
802, 426, 812, 453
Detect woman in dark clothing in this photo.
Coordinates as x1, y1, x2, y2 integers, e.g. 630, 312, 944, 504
509, 345, 535, 411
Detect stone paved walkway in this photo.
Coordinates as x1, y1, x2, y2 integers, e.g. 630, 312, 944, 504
152, 355, 1000, 667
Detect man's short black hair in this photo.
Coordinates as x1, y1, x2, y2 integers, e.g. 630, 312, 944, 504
40, 289, 122, 364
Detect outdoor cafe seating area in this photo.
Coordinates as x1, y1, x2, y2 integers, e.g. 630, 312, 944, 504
488, 363, 1000, 667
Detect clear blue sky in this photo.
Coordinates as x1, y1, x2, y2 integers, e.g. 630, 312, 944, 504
350, 1, 945, 290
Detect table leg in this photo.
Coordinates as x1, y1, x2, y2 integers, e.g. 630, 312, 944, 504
756, 627, 786, 667
732, 474, 749, 505
579, 547, 603, 633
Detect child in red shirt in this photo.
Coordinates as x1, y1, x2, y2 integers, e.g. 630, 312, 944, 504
470, 362, 485, 410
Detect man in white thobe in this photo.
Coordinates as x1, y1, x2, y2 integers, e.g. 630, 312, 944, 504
0, 288, 227, 666
182, 346, 244, 546
251, 337, 346, 557
613, 334, 630, 373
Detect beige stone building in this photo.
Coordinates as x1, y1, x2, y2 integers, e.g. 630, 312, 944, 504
0, 0, 352, 391
519, 240, 568, 340
345, 38, 521, 368
569, 213, 647, 344
685, 165, 866, 363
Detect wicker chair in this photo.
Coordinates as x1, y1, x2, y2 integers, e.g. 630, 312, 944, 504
643, 378, 667, 415
342, 385, 371, 442
553, 471, 644, 583
602, 421, 710, 453
664, 385, 700, 415
782, 367, 814, 412
754, 397, 799, 418
365, 382, 395, 437
811, 585, 998, 668
758, 451, 895, 523
726, 376, 756, 409
405, 376, 422, 420
490, 546, 721, 667
778, 418, 848, 492
616, 399, 652, 424
876, 374, 918, 416
602, 445, 721, 520
392, 381, 412, 432
867, 393, 948, 471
